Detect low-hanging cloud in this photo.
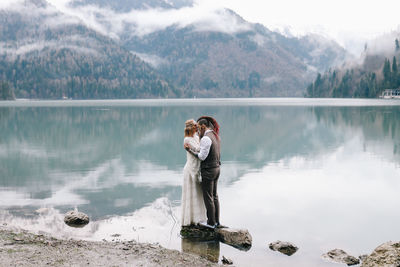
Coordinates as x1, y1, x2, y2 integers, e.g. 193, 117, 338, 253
364, 29, 400, 56
117, 5, 251, 36
0, 36, 101, 59
131, 52, 169, 68
1, 0, 252, 40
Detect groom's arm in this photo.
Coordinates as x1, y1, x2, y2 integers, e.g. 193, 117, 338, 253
186, 136, 211, 161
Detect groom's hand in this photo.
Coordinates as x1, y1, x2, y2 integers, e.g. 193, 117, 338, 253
184, 144, 190, 151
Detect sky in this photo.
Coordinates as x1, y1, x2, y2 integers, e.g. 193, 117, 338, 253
199, 0, 400, 55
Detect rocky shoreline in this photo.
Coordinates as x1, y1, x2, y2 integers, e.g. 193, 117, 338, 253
2, 223, 400, 266
0, 226, 219, 267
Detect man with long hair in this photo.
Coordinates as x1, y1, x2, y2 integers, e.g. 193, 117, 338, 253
185, 116, 221, 228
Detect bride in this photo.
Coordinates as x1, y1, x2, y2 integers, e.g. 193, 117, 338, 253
181, 119, 206, 226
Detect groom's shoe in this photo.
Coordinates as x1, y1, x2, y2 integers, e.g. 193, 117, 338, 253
199, 221, 216, 229
215, 223, 228, 229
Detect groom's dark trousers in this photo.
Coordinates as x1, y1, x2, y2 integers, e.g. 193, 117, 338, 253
201, 167, 220, 226
200, 130, 221, 226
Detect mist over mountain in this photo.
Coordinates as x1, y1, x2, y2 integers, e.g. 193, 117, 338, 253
0, 0, 349, 99
73, 0, 194, 11
306, 31, 400, 98
125, 19, 348, 97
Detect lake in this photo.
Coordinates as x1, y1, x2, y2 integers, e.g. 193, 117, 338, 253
1, 98, 400, 266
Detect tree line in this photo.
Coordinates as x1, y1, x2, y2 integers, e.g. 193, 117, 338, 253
0, 49, 177, 99
306, 39, 400, 98
0, 81, 15, 100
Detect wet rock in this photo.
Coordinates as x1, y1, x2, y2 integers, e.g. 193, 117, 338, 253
322, 249, 360, 266
180, 225, 218, 241
221, 255, 233, 265
181, 226, 252, 250
269, 241, 298, 256
64, 211, 89, 227
361, 241, 400, 267
216, 228, 252, 251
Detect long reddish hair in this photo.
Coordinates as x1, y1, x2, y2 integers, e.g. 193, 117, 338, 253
197, 116, 220, 138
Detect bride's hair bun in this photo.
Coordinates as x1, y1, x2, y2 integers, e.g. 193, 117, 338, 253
184, 119, 197, 137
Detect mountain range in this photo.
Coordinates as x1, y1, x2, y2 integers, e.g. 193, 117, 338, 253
0, 0, 349, 99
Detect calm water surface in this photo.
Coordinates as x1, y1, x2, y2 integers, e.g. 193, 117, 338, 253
1, 98, 400, 266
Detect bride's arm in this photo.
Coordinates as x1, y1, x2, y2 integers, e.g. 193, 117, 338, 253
184, 138, 200, 153
190, 138, 200, 152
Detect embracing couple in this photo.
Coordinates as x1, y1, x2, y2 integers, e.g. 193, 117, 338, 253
182, 116, 221, 229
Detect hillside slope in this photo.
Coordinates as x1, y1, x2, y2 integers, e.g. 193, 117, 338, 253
0, 0, 349, 98
0, 1, 177, 99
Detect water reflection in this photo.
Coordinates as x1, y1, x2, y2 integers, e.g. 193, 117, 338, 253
1, 100, 400, 266
311, 106, 400, 160
0, 198, 180, 244
182, 239, 220, 263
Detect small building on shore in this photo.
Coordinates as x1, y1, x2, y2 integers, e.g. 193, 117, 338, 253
380, 89, 400, 99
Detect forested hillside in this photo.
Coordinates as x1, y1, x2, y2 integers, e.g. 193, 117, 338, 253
306, 39, 400, 98
0, 0, 348, 99
0, 3, 177, 99
124, 14, 348, 97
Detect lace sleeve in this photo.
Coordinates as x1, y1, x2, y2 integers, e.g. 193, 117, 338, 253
184, 137, 200, 152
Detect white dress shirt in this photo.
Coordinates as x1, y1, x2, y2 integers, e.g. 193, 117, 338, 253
198, 129, 213, 161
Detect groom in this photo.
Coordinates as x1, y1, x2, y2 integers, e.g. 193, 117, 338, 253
185, 116, 221, 229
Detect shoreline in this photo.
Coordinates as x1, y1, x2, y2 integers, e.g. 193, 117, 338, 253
1, 98, 400, 108
0, 226, 219, 267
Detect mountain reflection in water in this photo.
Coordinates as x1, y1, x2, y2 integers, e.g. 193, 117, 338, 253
1, 99, 400, 266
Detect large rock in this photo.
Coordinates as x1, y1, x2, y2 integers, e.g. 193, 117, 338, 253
322, 249, 360, 266
180, 226, 252, 251
64, 211, 89, 227
216, 228, 252, 251
180, 225, 217, 241
269, 240, 298, 256
361, 241, 400, 267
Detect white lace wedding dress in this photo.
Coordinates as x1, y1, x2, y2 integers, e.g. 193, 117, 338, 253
181, 135, 206, 226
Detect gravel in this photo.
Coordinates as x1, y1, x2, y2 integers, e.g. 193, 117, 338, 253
0, 226, 219, 267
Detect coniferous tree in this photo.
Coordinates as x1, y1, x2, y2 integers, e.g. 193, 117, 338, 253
396, 39, 400, 51
393, 56, 398, 73
314, 73, 323, 97
0, 81, 15, 100
392, 56, 399, 88
383, 58, 392, 88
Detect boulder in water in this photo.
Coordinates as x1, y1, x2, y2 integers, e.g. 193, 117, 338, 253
180, 225, 217, 241
64, 211, 89, 227
180, 225, 252, 250
322, 248, 360, 266
216, 228, 252, 251
361, 241, 400, 267
269, 240, 298, 256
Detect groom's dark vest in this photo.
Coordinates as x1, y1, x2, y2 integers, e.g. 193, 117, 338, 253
201, 131, 221, 170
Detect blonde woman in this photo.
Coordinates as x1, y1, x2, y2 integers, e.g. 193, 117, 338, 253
181, 119, 206, 226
